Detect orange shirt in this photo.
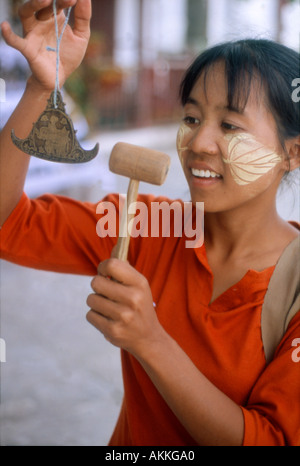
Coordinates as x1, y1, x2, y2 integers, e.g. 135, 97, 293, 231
1, 192, 299, 446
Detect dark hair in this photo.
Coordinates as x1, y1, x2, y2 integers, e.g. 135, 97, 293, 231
180, 39, 300, 146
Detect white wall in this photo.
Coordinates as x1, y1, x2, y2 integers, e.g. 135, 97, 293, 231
114, 0, 187, 68
114, 0, 140, 68
206, 0, 280, 45
206, 0, 299, 50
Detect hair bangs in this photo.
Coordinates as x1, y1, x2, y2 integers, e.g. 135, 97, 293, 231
180, 41, 264, 112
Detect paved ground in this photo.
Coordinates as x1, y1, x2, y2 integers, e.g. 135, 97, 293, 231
0, 263, 123, 446
0, 124, 299, 446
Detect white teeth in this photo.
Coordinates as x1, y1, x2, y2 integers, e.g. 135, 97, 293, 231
191, 168, 221, 178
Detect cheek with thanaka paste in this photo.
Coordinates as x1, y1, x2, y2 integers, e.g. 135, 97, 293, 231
222, 133, 282, 185
176, 123, 193, 165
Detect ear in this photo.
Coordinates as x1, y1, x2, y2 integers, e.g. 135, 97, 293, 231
285, 135, 300, 171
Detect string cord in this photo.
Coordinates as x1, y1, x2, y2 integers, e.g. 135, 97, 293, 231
46, 0, 72, 108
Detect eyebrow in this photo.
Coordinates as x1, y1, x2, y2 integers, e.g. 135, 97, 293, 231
185, 96, 245, 115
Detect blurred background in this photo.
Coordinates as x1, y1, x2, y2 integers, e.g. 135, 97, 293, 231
0, 0, 299, 446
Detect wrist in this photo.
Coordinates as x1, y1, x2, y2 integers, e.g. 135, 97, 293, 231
25, 76, 54, 100
133, 324, 176, 368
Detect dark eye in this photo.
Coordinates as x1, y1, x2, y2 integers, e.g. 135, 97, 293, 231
183, 116, 200, 125
222, 122, 239, 131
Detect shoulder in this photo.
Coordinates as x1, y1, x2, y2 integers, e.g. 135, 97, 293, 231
258, 219, 300, 270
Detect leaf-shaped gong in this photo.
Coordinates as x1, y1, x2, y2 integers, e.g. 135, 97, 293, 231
11, 90, 99, 163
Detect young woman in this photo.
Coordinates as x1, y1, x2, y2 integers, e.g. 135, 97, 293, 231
1, 0, 299, 446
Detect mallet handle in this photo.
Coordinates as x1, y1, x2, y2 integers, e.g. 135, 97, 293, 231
114, 179, 140, 261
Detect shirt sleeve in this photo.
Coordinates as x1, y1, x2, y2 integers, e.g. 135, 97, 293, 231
0, 192, 120, 275
242, 311, 300, 446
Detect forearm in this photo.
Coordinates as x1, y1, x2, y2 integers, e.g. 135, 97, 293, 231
135, 329, 245, 446
0, 77, 50, 225
0, 0, 91, 225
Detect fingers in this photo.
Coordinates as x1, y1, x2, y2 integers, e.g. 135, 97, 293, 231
86, 259, 150, 320
1, 0, 78, 50
97, 258, 146, 287
35, 0, 77, 21
73, 0, 92, 38
86, 274, 131, 338
86, 264, 130, 322
86, 309, 115, 344
19, 0, 76, 22
1, 21, 25, 53
86, 260, 157, 351
1, 0, 91, 49
90, 273, 130, 306
87, 291, 122, 321
18, 0, 51, 20
1, 0, 74, 52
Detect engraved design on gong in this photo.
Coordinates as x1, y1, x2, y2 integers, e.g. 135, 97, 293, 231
11, 90, 99, 163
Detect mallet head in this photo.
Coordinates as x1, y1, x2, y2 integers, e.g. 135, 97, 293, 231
109, 142, 170, 185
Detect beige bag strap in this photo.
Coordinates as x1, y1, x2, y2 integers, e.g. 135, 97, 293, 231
261, 235, 300, 364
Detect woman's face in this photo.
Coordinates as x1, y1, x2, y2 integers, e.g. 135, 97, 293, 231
177, 62, 289, 213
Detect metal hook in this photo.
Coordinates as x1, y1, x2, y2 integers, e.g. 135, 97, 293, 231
11, 90, 99, 163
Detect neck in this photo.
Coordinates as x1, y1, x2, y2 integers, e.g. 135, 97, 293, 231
203, 193, 285, 261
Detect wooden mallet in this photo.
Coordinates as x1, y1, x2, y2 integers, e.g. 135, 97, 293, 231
109, 142, 171, 261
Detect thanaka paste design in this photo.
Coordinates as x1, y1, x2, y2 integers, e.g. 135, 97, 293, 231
176, 123, 192, 164
223, 133, 282, 185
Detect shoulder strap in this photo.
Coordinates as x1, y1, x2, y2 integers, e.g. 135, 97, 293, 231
261, 235, 300, 364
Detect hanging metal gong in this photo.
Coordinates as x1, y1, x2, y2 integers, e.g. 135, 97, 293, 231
11, 90, 99, 163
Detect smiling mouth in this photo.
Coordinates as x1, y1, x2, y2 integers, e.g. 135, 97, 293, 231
191, 168, 222, 179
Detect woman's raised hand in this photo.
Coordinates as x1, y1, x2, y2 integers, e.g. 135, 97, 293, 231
1, 0, 91, 91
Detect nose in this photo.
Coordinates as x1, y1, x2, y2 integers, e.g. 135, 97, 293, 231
188, 124, 219, 156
